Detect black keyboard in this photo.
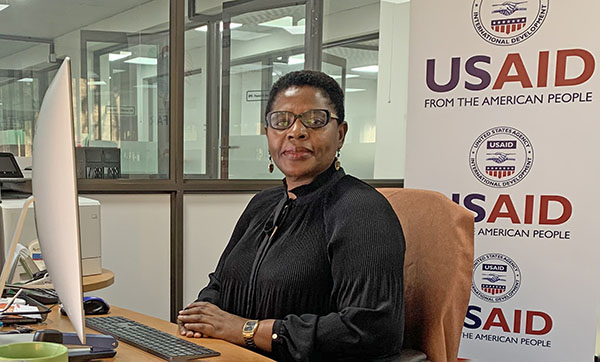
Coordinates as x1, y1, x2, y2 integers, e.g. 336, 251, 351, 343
85, 316, 220, 360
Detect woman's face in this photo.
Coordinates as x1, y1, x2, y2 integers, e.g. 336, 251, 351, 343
266, 86, 347, 188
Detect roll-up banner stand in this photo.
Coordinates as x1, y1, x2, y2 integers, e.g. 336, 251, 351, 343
405, 1, 600, 361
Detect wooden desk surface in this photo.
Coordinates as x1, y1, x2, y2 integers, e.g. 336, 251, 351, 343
82, 268, 114, 292
14, 306, 274, 361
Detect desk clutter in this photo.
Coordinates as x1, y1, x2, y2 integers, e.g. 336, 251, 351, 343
0, 290, 52, 325
0, 290, 117, 360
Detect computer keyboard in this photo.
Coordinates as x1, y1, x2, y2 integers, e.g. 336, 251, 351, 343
85, 316, 220, 360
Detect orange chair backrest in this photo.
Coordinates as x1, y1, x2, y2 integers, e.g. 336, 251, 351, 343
378, 188, 474, 362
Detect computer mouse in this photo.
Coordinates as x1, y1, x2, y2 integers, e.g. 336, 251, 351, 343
83, 296, 110, 315
60, 296, 110, 316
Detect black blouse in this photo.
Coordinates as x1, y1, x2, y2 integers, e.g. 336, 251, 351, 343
196, 164, 405, 361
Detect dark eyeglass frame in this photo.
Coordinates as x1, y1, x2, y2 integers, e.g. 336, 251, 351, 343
265, 109, 339, 130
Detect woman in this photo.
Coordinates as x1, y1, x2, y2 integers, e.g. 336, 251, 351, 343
178, 70, 405, 361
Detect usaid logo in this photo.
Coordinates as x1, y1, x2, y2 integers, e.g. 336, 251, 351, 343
472, 0, 549, 46
473, 253, 522, 303
469, 126, 534, 188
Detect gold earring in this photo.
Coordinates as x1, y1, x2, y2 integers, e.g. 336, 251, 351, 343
268, 155, 274, 173
335, 150, 341, 171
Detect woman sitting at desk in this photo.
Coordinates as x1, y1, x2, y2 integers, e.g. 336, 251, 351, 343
178, 70, 405, 361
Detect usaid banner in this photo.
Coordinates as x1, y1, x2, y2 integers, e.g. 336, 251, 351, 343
405, 0, 600, 361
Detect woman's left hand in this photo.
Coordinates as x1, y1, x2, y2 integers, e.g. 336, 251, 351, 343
177, 302, 247, 345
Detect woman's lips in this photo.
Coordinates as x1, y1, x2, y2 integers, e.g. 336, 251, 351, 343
282, 148, 313, 160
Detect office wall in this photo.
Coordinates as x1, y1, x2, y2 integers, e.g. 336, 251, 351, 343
182, 193, 255, 305
81, 194, 170, 320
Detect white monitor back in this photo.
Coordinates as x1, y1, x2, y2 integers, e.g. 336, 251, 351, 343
31, 58, 86, 344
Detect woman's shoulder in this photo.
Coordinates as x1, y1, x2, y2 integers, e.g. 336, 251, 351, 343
326, 174, 392, 212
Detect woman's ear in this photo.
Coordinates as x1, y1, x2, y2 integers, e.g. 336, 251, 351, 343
337, 121, 348, 149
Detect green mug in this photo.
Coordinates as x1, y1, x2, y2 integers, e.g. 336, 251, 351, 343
0, 342, 68, 362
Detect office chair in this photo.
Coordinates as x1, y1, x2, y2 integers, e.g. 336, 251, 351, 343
378, 188, 474, 362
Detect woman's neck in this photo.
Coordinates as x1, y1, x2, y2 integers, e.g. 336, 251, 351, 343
285, 177, 314, 192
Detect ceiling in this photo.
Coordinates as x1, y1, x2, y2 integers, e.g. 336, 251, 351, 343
0, 0, 154, 60
0, 0, 381, 71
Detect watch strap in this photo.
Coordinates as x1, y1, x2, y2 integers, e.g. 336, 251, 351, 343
243, 320, 259, 349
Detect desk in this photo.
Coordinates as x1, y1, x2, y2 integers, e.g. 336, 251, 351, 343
6, 306, 274, 361
82, 269, 114, 292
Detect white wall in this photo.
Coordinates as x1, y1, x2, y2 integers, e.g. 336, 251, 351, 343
323, 1, 380, 42
374, 0, 410, 179
81, 194, 170, 320
183, 193, 255, 305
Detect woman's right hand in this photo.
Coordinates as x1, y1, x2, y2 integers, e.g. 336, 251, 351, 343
177, 305, 204, 338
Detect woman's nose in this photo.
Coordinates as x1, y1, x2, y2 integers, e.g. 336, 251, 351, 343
287, 117, 308, 139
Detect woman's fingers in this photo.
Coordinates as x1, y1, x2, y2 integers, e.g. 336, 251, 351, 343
184, 323, 214, 335
179, 325, 187, 336
179, 302, 217, 316
178, 313, 206, 324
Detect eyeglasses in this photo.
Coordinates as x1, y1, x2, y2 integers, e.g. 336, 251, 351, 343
265, 109, 339, 130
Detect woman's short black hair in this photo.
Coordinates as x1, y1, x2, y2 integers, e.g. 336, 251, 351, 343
265, 70, 345, 123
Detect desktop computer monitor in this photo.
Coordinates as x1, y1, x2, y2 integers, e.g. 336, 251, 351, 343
31, 57, 86, 344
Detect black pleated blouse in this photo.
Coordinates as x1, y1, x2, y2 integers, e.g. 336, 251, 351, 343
196, 164, 405, 361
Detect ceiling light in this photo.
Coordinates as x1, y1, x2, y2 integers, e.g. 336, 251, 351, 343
89, 81, 107, 86
352, 65, 379, 73
195, 22, 242, 32
124, 57, 157, 65
282, 26, 304, 35
0, 4, 9, 12
331, 74, 360, 80
345, 88, 366, 93
17, 78, 33, 83
231, 30, 269, 41
109, 51, 132, 61
260, 16, 293, 28
287, 54, 304, 65
259, 16, 305, 35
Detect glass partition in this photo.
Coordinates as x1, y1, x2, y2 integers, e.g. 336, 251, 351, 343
223, 3, 306, 179
184, 25, 209, 177
323, 38, 379, 179
0, 0, 170, 179
82, 29, 170, 178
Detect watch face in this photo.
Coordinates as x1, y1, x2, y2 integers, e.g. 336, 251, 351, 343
244, 321, 257, 333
